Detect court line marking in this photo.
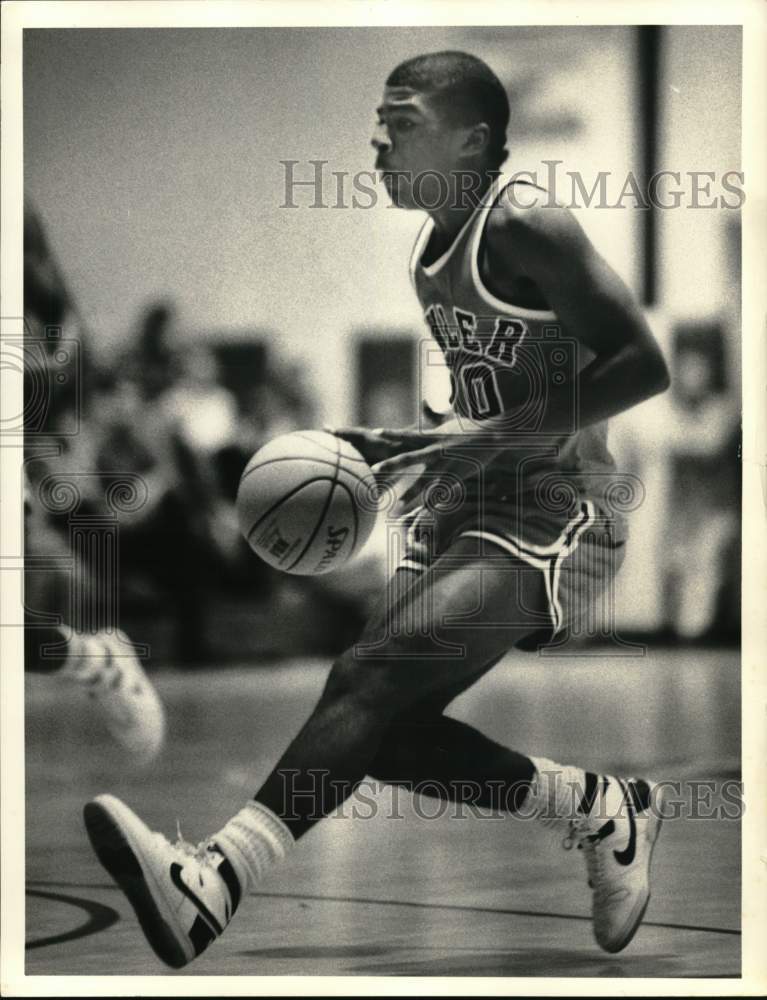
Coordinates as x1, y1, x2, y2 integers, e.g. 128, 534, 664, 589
25, 887, 120, 950
26, 881, 740, 939
250, 890, 742, 938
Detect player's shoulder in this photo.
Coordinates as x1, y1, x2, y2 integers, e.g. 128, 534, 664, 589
485, 176, 587, 257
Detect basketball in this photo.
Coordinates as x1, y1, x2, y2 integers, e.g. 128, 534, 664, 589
236, 430, 379, 575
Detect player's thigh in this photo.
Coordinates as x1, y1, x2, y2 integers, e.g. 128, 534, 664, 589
328, 536, 549, 710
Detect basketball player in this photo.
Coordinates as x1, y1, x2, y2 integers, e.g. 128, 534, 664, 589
84, 52, 671, 965
24, 201, 165, 761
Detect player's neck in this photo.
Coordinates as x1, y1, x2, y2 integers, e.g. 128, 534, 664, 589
426, 169, 496, 242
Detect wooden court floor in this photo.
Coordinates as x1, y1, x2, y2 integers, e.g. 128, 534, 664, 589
24, 649, 741, 978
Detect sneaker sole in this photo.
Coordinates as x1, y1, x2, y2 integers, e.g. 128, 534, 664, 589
83, 797, 190, 969
599, 794, 664, 954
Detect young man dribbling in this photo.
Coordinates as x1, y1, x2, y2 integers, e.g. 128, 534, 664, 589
85, 51, 670, 968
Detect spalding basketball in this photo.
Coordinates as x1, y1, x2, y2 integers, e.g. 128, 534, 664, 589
236, 430, 379, 575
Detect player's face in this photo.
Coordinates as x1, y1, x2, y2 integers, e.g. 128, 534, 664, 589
372, 87, 466, 209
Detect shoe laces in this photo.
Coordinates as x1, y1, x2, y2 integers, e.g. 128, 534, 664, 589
562, 817, 606, 894
174, 820, 219, 878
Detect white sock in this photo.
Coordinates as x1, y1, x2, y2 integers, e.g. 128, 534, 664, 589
526, 755, 590, 829
212, 801, 294, 893
527, 757, 630, 833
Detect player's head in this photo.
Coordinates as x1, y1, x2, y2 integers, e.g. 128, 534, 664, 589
373, 51, 509, 209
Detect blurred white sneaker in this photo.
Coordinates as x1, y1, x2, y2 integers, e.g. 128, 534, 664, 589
62, 630, 165, 762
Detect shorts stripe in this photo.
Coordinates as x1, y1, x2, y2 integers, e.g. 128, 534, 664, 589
459, 501, 596, 635
396, 504, 429, 574
397, 558, 428, 574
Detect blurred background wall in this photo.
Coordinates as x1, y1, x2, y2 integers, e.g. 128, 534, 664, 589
23, 25, 741, 660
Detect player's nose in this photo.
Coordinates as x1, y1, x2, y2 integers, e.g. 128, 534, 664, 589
370, 121, 391, 153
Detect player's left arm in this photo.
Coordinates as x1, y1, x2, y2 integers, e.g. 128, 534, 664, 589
375, 202, 669, 483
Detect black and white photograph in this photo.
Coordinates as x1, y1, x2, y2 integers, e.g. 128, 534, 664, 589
1, 1, 765, 994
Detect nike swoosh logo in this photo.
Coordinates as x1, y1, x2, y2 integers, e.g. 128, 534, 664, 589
169, 862, 223, 934
612, 782, 637, 866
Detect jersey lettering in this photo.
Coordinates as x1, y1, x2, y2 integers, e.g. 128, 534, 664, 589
453, 308, 482, 354
425, 303, 460, 353
486, 317, 527, 366
425, 305, 528, 420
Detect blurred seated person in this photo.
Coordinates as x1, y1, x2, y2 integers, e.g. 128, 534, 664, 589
161, 344, 238, 457
159, 344, 241, 559
214, 353, 319, 513
91, 350, 224, 663
663, 326, 740, 640
127, 301, 178, 402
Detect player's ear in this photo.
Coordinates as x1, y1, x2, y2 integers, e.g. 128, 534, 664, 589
459, 122, 491, 160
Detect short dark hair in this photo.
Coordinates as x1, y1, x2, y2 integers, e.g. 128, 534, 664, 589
386, 51, 510, 167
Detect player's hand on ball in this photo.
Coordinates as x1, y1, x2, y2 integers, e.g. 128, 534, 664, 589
372, 435, 460, 508
329, 426, 435, 468
373, 418, 512, 508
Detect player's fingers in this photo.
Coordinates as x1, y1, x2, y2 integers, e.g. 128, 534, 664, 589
377, 430, 441, 449
373, 445, 435, 477
373, 454, 414, 477
329, 427, 383, 458
328, 425, 366, 440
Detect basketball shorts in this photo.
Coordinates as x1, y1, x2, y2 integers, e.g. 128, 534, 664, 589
394, 495, 628, 651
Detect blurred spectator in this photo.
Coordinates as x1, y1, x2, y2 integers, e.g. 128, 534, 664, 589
663, 327, 740, 641
23, 200, 81, 434
24, 199, 69, 332
162, 345, 238, 456
159, 344, 242, 562
125, 301, 178, 402
91, 353, 228, 662
23, 200, 96, 617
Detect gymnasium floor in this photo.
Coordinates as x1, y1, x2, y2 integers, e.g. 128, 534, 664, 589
24, 648, 741, 978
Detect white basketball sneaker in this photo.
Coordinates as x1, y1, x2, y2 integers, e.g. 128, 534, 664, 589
63, 630, 165, 763
84, 794, 241, 968
567, 775, 663, 953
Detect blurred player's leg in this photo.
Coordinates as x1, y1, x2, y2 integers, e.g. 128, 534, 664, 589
25, 502, 166, 762
26, 619, 166, 763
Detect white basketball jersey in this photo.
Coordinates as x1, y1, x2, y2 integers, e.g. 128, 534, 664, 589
410, 173, 626, 530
